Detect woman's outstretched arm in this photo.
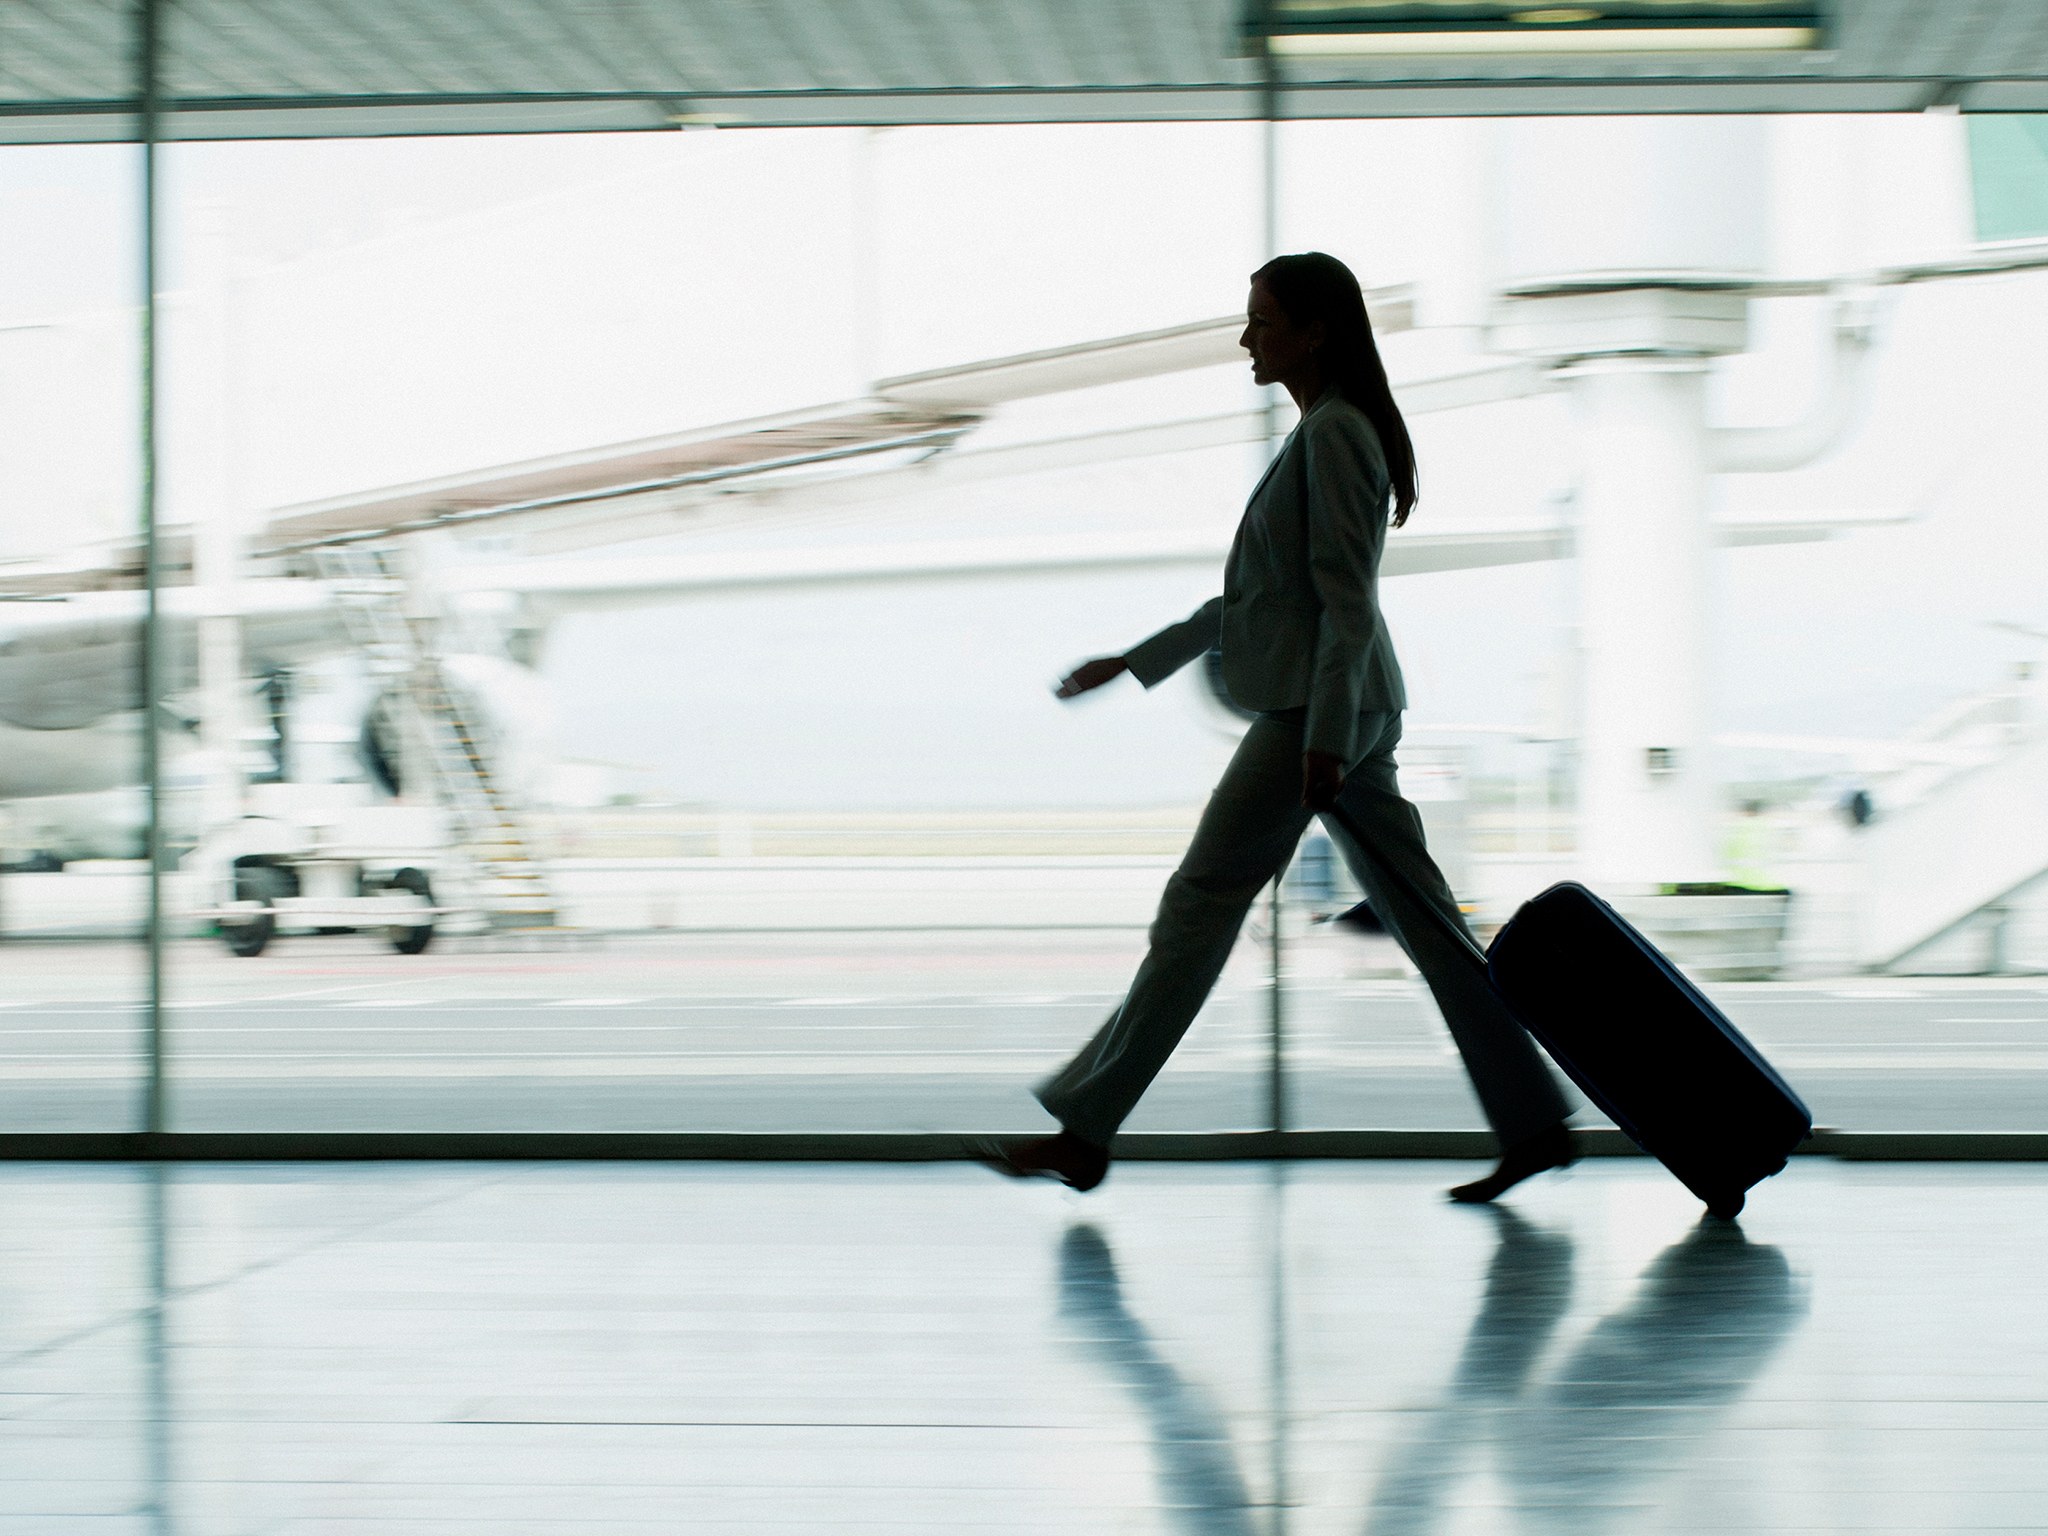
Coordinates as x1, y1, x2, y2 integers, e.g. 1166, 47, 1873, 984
1119, 596, 1225, 689
1057, 596, 1223, 699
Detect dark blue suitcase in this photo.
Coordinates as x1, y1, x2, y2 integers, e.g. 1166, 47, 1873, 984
1324, 805, 1811, 1217
1486, 882, 1812, 1219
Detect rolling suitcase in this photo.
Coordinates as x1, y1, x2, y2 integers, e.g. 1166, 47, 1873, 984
1324, 807, 1811, 1218
1485, 881, 1812, 1218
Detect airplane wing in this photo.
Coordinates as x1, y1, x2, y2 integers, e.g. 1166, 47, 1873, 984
249, 285, 1417, 557
253, 400, 979, 557
0, 529, 195, 598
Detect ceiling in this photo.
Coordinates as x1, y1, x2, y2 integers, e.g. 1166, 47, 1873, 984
3, 0, 2047, 143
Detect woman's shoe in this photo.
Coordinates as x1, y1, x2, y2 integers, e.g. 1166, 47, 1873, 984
1448, 1123, 1576, 1204
975, 1130, 1111, 1192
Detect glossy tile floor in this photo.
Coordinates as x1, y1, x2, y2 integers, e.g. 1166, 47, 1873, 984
3, 1160, 2046, 1534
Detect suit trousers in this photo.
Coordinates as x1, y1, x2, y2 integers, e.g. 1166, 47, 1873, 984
1036, 709, 1571, 1148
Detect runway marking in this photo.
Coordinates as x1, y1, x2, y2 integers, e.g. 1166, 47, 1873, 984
235, 986, 433, 1006
541, 999, 651, 1008
337, 999, 430, 1009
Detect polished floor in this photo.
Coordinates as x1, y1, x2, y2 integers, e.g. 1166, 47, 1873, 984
3, 1160, 2046, 1533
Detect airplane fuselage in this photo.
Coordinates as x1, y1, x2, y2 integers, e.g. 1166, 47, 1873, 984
0, 713, 144, 799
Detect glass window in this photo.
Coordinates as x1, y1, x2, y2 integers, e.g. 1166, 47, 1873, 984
155, 123, 1286, 1134
0, 142, 149, 1132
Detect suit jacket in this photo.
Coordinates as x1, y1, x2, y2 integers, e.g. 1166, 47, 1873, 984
1122, 388, 1407, 761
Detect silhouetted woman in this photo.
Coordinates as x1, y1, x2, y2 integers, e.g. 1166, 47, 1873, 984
986, 252, 1574, 1203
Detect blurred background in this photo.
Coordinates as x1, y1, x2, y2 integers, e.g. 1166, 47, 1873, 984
6, 73, 2048, 1138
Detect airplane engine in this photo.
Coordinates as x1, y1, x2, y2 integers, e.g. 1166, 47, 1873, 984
358, 653, 557, 807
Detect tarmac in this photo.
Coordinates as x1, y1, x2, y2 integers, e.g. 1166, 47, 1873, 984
2, 930, 2045, 1136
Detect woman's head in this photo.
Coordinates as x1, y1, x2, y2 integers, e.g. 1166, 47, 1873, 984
1246, 252, 1418, 526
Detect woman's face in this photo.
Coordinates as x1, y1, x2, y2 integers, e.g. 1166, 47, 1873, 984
1240, 280, 1323, 389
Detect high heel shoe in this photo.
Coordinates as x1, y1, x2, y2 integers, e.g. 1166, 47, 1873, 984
975, 1130, 1111, 1192
1448, 1122, 1575, 1204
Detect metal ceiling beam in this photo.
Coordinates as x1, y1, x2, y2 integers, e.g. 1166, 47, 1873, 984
12, 78, 2048, 145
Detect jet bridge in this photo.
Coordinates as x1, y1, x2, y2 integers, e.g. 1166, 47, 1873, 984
1851, 676, 2048, 972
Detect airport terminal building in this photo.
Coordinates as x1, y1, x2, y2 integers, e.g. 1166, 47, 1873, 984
4, 2, 2048, 1529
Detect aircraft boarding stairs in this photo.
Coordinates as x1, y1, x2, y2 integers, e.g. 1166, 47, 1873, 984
1852, 675, 2048, 972
314, 545, 559, 933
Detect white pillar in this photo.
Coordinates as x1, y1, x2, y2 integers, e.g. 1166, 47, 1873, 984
1489, 286, 1746, 890
1565, 357, 1720, 889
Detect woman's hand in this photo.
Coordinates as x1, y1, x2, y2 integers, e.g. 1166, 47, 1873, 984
1302, 750, 1346, 811
1055, 656, 1130, 699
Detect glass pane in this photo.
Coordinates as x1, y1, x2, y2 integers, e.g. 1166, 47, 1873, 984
1968, 114, 2048, 243
156, 123, 1281, 1133
1278, 113, 2048, 1137
0, 142, 149, 1131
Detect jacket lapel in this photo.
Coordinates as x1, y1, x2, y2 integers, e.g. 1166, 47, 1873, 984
1245, 425, 1298, 507
1247, 390, 1339, 507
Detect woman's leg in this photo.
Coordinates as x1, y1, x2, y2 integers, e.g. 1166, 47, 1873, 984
1036, 715, 1314, 1147
1321, 713, 1573, 1150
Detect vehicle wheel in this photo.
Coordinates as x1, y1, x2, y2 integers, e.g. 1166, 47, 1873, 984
386, 867, 435, 955
223, 865, 289, 958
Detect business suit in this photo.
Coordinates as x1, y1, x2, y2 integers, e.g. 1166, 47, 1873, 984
1037, 388, 1570, 1148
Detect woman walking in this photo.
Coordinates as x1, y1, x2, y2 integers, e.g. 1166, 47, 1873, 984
986, 252, 1575, 1203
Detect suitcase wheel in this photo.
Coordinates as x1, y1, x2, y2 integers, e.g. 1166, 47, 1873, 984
1705, 1191, 1747, 1221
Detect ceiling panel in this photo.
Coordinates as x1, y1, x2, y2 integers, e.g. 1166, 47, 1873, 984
3, 0, 2047, 144
0, 0, 131, 101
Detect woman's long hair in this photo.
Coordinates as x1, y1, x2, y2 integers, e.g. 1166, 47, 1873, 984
1252, 252, 1418, 526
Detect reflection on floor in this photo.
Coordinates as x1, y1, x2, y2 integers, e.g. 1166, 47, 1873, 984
2, 1161, 2045, 1532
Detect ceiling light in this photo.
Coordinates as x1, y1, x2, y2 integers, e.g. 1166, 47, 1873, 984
1250, 2, 1826, 57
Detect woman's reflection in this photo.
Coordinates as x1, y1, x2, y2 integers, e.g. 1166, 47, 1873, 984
1057, 1210, 1803, 1535
1361, 1206, 1574, 1534
1057, 1223, 1263, 1535
1496, 1218, 1805, 1531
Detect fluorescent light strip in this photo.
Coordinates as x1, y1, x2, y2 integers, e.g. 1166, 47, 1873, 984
1269, 25, 1818, 55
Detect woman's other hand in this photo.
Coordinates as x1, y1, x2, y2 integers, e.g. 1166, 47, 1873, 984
1055, 656, 1130, 699
1302, 750, 1345, 810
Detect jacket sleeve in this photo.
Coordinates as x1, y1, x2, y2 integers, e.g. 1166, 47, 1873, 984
1122, 596, 1224, 688
1300, 412, 1391, 762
